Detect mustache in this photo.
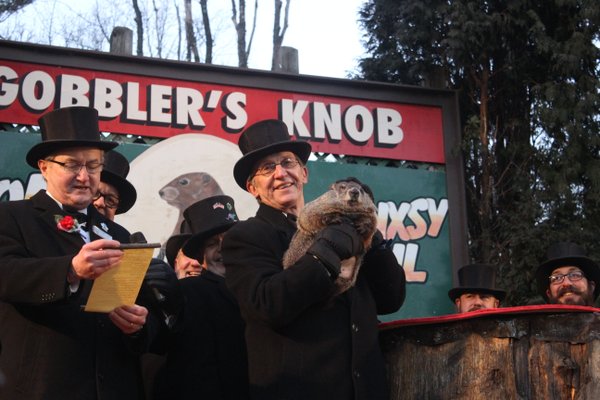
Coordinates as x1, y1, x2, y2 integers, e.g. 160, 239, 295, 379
557, 285, 584, 297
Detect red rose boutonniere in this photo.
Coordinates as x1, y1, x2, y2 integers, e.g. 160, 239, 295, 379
55, 214, 81, 233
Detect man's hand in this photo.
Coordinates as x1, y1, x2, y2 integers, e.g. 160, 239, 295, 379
109, 304, 148, 335
138, 259, 184, 328
70, 239, 123, 280
307, 223, 363, 279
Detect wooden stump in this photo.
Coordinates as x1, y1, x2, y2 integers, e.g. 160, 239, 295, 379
380, 308, 600, 399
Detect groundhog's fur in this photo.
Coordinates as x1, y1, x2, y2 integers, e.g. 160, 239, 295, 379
282, 178, 378, 295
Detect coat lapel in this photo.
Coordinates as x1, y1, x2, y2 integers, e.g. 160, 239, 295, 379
204, 271, 238, 307
31, 191, 85, 248
86, 206, 114, 240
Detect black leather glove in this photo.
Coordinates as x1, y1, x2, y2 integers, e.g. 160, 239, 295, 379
138, 258, 184, 329
368, 229, 392, 253
307, 223, 363, 279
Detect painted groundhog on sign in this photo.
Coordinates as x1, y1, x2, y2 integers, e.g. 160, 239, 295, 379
283, 177, 378, 295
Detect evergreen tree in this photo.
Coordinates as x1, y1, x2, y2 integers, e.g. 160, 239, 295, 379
357, 0, 600, 304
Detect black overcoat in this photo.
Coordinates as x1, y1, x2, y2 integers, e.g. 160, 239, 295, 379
222, 203, 406, 400
0, 190, 144, 400
156, 270, 249, 400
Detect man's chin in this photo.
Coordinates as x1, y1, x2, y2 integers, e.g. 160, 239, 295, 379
68, 198, 92, 210
557, 296, 586, 306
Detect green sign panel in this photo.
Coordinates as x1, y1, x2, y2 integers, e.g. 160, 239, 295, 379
305, 161, 454, 320
1, 131, 454, 319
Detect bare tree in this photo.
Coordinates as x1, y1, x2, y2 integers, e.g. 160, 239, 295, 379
271, 0, 290, 71
2, 0, 264, 69
183, 0, 199, 61
174, 0, 182, 59
0, 0, 34, 22
230, 0, 257, 68
151, 0, 166, 58
230, 0, 247, 67
132, 0, 144, 55
55, 0, 130, 51
199, 0, 212, 64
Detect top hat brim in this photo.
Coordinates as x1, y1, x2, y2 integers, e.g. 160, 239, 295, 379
101, 170, 137, 214
165, 233, 192, 268
26, 140, 118, 169
535, 256, 600, 300
448, 287, 506, 302
182, 222, 237, 261
233, 140, 311, 190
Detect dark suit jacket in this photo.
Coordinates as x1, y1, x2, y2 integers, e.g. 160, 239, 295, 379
156, 270, 250, 400
222, 203, 406, 400
0, 190, 144, 400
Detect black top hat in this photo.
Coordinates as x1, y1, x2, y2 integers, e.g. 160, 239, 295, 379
233, 119, 311, 190
100, 151, 137, 214
27, 107, 117, 168
182, 195, 239, 261
448, 263, 506, 302
535, 242, 600, 301
165, 220, 193, 268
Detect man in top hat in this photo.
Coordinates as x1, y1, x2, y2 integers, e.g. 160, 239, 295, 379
155, 195, 249, 399
448, 264, 506, 313
92, 150, 137, 221
221, 119, 406, 400
535, 242, 600, 306
0, 107, 148, 400
164, 220, 202, 279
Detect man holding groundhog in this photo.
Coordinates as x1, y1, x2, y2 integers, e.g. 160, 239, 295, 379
222, 119, 406, 400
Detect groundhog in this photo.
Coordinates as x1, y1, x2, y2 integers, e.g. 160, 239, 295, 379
282, 177, 378, 295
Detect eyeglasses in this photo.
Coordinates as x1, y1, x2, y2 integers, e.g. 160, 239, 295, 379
252, 158, 300, 177
93, 191, 120, 209
46, 159, 103, 175
548, 271, 585, 285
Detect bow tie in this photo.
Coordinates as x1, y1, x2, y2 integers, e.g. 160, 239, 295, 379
63, 207, 89, 228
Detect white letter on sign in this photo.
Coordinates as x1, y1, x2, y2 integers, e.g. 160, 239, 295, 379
280, 99, 310, 138
312, 102, 342, 142
344, 105, 373, 143
0, 66, 18, 106
376, 108, 403, 145
58, 74, 90, 108
149, 84, 172, 124
176, 87, 204, 127
93, 78, 123, 118
22, 71, 55, 111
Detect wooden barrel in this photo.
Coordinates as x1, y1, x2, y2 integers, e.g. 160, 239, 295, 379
380, 305, 600, 400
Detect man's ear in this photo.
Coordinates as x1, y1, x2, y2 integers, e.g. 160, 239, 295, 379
454, 298, 461, 311
545, 288, 551, 300
38, 159, 49, 179
246, 180, 259, 199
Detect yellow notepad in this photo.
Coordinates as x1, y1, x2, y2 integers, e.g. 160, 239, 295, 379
84, 244, 159, 312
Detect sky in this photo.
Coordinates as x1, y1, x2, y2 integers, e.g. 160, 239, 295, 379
241, 0, 368, 78
3, 0, 368, 79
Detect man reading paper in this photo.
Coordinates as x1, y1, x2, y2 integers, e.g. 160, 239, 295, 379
0, 107, 149, 400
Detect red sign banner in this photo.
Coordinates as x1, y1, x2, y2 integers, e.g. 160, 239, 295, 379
0, 59, 445, 163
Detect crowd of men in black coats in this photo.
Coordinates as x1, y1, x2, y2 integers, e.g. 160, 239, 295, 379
1, 107, 598, 400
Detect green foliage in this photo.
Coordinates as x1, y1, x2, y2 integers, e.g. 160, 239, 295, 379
358, 0, 600, 305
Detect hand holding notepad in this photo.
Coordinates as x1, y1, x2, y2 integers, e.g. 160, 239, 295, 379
84, 243, 160, 312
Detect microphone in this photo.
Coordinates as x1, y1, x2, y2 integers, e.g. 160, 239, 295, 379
129, 231, 147, 244
133, 231, 177, 324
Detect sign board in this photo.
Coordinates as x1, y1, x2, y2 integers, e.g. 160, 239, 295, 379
0, 40, 468, 319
